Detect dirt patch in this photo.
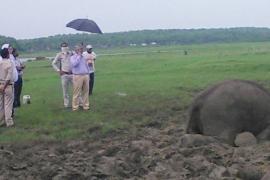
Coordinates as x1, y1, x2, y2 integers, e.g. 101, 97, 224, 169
0, 120, 270, 180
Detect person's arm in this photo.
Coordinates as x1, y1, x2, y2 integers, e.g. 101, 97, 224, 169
19, 58, 25, 70
92, 59, 95, 71
70, 54, 81, 67
11, 61, 18, 82
16, 58, 25, 71
52, 53, 61, 72
52, 54, 66, 75
21, 61, 26, 70
86, 54, 95, 67
92, 52, 96, 71
0, 79, 11, 93
92, 52, 97, 60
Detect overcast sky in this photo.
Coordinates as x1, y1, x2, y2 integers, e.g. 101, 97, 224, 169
2, 0, 270, 39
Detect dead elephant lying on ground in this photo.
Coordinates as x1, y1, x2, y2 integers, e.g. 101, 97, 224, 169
186, 80, 270, 145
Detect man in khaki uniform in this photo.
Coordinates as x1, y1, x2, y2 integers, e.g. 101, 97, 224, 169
0, 48, 14, 127
52, 42, 73, 108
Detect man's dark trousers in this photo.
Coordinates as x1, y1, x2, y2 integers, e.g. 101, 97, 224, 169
14, 75, 23, 107
89, 73, 94, 95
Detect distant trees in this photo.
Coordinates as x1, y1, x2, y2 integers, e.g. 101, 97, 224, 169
2, 27, 270, 52
0, 35, 19, 49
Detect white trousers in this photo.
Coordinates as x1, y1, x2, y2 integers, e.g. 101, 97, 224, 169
61, 74, 73, 107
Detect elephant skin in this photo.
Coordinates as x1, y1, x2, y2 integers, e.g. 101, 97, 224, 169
186, 80, 270, 145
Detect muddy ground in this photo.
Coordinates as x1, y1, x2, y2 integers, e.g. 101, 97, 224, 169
1, 114, 270, 180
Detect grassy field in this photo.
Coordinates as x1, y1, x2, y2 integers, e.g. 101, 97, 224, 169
1, 42, 270, 142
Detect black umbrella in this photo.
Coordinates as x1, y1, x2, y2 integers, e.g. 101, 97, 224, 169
66, 18, 102, 34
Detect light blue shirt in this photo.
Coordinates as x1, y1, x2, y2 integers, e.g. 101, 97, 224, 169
70, 54, 89, 75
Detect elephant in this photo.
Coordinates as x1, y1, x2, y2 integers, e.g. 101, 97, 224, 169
186, 80, 270, 145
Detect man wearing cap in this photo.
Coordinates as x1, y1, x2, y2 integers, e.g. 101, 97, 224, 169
83, 44, 96, 95
52, 42, 73, 108
70, 45, 90, 111
2, 44, 18, 118
0, 48, 15, 127
12, 48, 25, 108
1, 44, 18, 83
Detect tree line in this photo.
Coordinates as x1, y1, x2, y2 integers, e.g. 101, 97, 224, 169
1, 27, 270, 52
0, 35, 19, 50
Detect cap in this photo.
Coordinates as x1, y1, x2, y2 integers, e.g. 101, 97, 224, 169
86, 45, 92, 49
60, 42, 68, 47
1, 44, 9, 49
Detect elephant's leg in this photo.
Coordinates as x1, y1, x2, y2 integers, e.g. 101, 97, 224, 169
219, 129, 238, 145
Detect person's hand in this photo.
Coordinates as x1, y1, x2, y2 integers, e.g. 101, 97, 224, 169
59, 70, 65, 76
0, 85, 5, 93
17, 66, 24, 71
87, 59, 93, 65
76, 54, 82, 59
77, 51, 83, 56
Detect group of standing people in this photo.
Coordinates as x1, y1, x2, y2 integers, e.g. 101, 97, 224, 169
0, 44, 25, 127
0, 41, 95, 128
52, 42, 96, 111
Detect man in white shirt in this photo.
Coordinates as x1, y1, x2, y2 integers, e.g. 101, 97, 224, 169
83, 44, 96, 95
12, 48, 25, 108
52, 42, 73, 108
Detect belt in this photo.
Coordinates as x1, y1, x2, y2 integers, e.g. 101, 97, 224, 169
0, 83, 13, 86
73, 73, 89, 75
62, 71, 72, 75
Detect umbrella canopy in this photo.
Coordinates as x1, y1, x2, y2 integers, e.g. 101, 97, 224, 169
66, 18, 102, 34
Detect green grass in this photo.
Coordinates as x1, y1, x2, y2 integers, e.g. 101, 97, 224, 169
1, 42, 270, 142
